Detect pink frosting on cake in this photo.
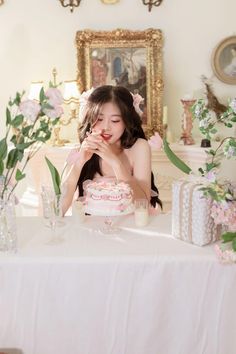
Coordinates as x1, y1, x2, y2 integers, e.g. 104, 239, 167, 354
84, 179, 134, 216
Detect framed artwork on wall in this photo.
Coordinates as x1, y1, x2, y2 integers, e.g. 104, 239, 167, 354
211, 35, 236, 85
75, 28, 163, 136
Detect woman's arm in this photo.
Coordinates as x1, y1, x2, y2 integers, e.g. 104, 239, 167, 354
93, 138, 151, 201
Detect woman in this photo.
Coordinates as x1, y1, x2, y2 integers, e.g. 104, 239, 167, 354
62, 85, 161, 215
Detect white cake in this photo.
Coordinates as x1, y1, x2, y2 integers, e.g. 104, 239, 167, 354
84, 179, 134, 216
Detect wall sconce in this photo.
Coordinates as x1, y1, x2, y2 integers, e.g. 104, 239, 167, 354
28, 81, 44, 100
54, 79, 80, 146
59, 0, 82, 12
63, 80, 80, 120
142, 0, 163, 12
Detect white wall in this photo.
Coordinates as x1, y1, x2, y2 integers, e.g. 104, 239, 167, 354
0, 0, 235, 140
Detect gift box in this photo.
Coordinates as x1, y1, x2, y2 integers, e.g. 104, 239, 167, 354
172, 180, 221, 246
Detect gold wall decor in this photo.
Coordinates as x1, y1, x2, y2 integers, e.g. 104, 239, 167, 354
211, 35, 236, 85
76, 28, 163, 137
142, 0, 163, 12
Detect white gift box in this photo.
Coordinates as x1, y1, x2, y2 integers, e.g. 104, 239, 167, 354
172, 180, 221, 246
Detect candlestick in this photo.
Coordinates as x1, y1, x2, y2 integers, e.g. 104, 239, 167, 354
179, 99, 195, 145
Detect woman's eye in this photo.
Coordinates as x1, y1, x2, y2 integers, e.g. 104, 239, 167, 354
97, 118, 103, 122
112, 120, 120, 123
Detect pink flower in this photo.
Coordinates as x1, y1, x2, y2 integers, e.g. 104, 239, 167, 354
19, 99, 41, 122
148, 132, 163, 150
43, 105, 64, 120
45, 87, 63, 106
214, 244, 236, 264
132, 93, 144, 116
211, 200, 236, 230
205, 170, 217, 183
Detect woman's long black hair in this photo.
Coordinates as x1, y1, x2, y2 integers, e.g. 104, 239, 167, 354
78, 85, 162, 208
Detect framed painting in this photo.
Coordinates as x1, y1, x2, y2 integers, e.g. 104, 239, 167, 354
211, 35, 236, 85
76, 28, 163, 137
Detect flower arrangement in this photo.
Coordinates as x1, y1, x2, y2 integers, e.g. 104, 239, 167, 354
0, 86, 64, 201
192, 98, 236, 141
161, 97, 236, 261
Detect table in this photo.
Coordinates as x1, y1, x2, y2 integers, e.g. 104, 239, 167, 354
0, 213, 236, 354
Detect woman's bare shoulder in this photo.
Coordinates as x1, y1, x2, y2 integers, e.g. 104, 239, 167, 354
131, 138, 151, 152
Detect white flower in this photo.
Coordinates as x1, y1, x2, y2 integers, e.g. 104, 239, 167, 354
229, 98, 236, 113
199, 118, 210, 129
19, 99, 41, 122
223, 145, 236, 159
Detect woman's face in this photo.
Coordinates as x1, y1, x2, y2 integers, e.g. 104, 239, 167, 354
92, 102, 125, 145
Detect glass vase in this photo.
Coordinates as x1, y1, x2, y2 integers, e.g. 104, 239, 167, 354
0, 197, 17, 253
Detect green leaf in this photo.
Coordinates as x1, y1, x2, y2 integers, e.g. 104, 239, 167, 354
0, 138, 8, 160
222, 232, 236, 243
39, 87, 46, 103
16, 141, 35, 150
6, 107, 11, 125
6, 149, 18, 169
11, 114, 24, 128
163, 138, 192, 175
232, 238, 236, 252
15, 169, 26, 181
0, 160, 4, 175
45, 156, 61, 195
21, 125, 32, 136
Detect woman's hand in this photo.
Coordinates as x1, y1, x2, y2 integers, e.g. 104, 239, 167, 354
88, 139, 120, 168
79, 130, 104, 164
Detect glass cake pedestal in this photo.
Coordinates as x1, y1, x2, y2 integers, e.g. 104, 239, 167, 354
85, 206, 135, 235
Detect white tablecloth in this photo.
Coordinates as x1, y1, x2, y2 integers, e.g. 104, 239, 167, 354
0, 213, 236, 354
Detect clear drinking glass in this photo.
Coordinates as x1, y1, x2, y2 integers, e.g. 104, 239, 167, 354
46, 194, 64, 245
134, 199, 149, 227
100, 215, 120, 235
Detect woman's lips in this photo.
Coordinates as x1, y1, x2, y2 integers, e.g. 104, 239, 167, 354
101, 134, 112, 141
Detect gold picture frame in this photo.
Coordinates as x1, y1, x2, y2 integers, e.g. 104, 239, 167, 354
75, 28, 163, 137
211, 35, 236, 85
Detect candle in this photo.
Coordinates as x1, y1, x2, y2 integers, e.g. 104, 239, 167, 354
163, 106, 168, 125
166, 130, 174, 143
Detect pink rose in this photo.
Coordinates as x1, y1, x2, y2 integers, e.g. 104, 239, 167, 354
132, 93, 144, 116
19, 99, 41, 122
148, 132, 163, 150
43, 105, 64, 120
45, 87, 63, 106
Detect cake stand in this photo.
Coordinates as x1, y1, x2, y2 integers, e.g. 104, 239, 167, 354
85, 206, 135, 235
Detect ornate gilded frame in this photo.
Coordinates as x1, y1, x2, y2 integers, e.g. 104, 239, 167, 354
75, 28, 163, 136
211, 35, 236, 85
